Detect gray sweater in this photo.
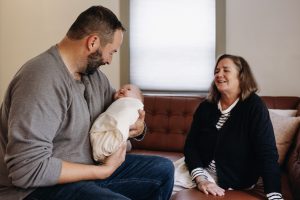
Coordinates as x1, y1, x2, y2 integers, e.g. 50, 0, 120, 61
0, 46, 115, 200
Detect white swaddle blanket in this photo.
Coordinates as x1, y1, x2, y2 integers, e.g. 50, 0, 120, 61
90, 97, 144, 162
173, 157, 196, 193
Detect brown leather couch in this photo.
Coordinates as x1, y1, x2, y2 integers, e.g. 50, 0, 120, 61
130, 95, 300, 200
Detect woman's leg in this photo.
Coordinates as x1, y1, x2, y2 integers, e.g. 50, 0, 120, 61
97, 154, 174, 200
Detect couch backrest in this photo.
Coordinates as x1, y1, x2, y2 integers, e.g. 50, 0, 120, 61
132, 95, 205, 151
261, 96, 300, 111
132, 95, 300, 152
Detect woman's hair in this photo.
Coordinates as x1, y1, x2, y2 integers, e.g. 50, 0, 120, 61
207, 54, 258, 103
66, 5, 126, 46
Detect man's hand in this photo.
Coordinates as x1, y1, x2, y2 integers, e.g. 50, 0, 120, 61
102, 142, 127, 173
129, 109, 145, 138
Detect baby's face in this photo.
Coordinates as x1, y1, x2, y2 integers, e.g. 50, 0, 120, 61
114, 84, 142, 101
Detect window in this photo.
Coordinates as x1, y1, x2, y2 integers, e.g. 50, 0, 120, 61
129, 0, 216, 93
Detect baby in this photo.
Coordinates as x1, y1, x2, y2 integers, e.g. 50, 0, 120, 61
90, 84, 144, 162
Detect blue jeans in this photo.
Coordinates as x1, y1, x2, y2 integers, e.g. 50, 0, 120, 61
24, 154, 174, 200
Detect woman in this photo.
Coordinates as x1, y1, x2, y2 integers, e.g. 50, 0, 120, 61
184, 54, 283, 199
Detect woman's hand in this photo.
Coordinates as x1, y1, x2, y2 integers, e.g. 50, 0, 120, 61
196, 180, 225, 196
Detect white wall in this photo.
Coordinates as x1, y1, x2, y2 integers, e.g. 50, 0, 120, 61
1, 0, 300, 101
0, 0, 121, 101
226, 0, 300, 96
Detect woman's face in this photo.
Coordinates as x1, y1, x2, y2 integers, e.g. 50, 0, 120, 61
214, 58, 240, 96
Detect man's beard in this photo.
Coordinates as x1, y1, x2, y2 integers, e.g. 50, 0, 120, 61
85, 49, 105, 75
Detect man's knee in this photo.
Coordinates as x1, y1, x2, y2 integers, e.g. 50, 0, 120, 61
152, 156, 175, 181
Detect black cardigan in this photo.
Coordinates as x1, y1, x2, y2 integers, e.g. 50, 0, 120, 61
184, 93, 281, 194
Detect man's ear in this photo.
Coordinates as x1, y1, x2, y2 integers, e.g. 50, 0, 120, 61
87, 35, 101, 52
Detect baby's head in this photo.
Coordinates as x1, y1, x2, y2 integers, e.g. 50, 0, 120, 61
114, 84, 143, 102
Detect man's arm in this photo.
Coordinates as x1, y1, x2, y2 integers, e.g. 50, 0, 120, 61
58, 142, 127, 183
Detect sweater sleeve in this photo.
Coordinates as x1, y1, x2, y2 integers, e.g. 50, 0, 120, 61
4, 63, 68, 188
248, 95, 281, 194
184, 103, 205, 172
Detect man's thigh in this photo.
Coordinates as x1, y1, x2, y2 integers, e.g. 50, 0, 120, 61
97, 154, 174, 200
24, 181, 129, 200
24, 154, 174, 200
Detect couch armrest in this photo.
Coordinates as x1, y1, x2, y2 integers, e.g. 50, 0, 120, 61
287, 126, 300, 199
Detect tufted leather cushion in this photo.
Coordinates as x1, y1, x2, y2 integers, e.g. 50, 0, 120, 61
132, 95, 204, 152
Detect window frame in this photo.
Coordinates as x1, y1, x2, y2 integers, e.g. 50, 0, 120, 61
119, 0, 225, 96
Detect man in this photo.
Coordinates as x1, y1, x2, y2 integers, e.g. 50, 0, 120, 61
0, 5, 174, 200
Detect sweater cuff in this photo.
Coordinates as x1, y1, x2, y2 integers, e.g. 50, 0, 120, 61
133, 122, 147, 141
266, 192, 283, 200
191, 167, 207, 181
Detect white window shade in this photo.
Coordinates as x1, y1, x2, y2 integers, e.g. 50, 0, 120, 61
129, 0, 216, 92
